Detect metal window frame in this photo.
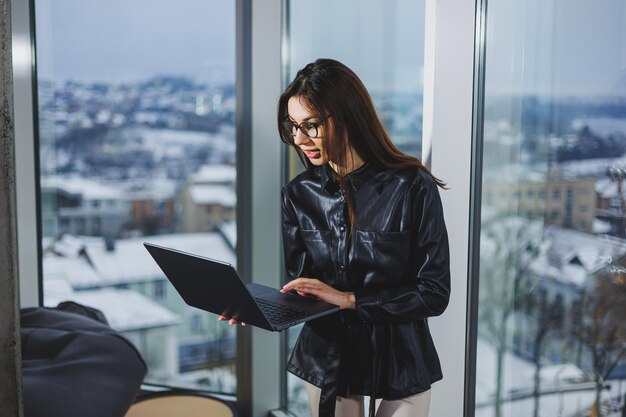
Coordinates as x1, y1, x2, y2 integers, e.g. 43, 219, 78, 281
464, 0, 488, 416
13, 0, 41, 309
238, 1, 285, 416
235, 0, 253, 415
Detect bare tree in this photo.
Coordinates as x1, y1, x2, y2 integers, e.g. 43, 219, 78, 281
570, 269, 626, 417
526, 291, 564, 417
478, 217, 541, 417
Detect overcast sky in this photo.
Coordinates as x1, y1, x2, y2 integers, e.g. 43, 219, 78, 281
35, 0, 236, 84
34, 0, 626, 96
485, 0, 626, 96
288, 0, 426, 94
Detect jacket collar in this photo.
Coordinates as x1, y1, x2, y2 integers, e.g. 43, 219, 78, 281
320, 162, 374, 194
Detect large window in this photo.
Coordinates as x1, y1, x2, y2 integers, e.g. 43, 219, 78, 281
35, 0, 237, 392
284, 1, 426, 414
475, 1, 626, 416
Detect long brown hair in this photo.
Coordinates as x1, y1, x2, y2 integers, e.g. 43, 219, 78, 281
277, 59, 446, 226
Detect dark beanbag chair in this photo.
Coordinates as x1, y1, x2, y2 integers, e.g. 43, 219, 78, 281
21, 302, 147, 417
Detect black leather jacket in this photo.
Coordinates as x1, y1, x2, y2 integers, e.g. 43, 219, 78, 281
282, 163, 450, 417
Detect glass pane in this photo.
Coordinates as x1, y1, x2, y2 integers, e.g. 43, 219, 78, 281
476, 1, 626, 417
285, 1, 426, 414
35, 0, 237, 392
287, 0, 426, 159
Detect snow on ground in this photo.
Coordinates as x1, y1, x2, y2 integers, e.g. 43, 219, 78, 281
475, 337, 625, 417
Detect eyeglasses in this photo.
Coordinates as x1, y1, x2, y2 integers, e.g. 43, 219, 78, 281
283, 114, 332, 139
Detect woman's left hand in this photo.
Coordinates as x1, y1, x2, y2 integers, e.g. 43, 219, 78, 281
281, 277, 355, 310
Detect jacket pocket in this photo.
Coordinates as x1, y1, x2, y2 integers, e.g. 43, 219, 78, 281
353, 230, 412, 287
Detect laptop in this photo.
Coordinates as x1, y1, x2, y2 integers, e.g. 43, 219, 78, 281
143, 242, 340, 332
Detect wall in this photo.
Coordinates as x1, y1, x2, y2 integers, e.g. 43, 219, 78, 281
0, 0, 23, 413
426, 0, 476, 416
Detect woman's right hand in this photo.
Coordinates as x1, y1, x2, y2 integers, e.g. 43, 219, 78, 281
218, 315, 246, 326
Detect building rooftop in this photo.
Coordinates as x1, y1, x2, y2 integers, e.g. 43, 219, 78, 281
558, 155, 626, 179
595, 177, 626, 199
43, 232, 236, 288
42, 175, 123, 200
189, 184, 236, 206
44, 284, 180, 331
482, 216, 626, 287
536, 225, 626, 286
190, 164, 236, 184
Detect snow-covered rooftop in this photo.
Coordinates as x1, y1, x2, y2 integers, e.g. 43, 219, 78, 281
44, 256, 103, 288
481, 216, 626, 287
593, 218, 612, 234
89, 233, 236, 285
42, 232, 236, 288
47, 233, 90, 258
557, 155, 626, 179
44, 287, 180, 332
188, 184, 236, 206
120, 177, 179, 200
42, 176, 123, 200
595, 177, 626, 199
190, 164, 236, 184
536, 226, 626, 285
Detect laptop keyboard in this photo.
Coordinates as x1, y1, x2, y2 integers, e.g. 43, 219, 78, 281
255, 298, 310, 324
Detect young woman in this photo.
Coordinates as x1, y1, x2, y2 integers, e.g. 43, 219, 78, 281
276, 59, 450, 417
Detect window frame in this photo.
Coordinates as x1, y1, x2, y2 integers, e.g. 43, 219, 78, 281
13, 0, 41, 308
464, 0, 490, 416
13, 0, 265, 410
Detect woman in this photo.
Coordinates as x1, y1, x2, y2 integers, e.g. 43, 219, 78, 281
278, 58, 449, 417
224, 58, 450, 417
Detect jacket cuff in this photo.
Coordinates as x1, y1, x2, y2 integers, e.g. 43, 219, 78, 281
354, 288, 382, 322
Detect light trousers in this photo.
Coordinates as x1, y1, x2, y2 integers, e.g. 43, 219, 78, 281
304, 381, 431, 417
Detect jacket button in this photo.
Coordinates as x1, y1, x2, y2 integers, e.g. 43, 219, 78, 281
339, 225, 346, 232
339, 264, 346, 271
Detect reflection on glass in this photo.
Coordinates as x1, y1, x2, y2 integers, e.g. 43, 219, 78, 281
35, 0, 237, 392
285, 0, 426, 414
476, 1, 626, 417
288, 0, 425, 159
